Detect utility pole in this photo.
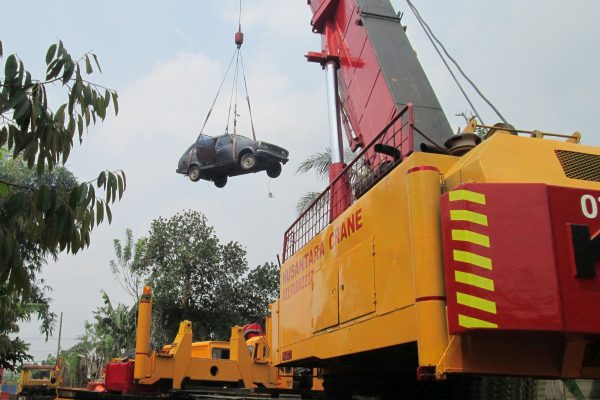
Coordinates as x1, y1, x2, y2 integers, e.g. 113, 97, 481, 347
56, 312, 63, 361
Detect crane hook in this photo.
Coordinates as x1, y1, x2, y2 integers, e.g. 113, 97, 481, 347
235, 30, 244, 49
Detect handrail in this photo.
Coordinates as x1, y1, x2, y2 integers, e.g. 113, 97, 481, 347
282, 104, 414, 261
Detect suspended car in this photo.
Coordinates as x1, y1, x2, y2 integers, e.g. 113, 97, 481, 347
176, 133, 289, 188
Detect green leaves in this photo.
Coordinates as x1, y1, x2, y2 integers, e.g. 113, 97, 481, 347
45, 44, 57, 64
1, 40, 119, 172
141, 210, 279, 344
5, 54, 18, 81
85, 55, 93, 74
0, 39, 125, 373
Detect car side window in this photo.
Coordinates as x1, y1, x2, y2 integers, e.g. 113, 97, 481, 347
218, 136, 232, 147
196, 135, 215, 147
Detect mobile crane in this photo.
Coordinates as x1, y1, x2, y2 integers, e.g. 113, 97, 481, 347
270, 0, 600, 398
60, 0, 600, 399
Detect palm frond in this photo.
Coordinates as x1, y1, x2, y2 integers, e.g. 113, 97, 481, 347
296, 191, 322, 215
295, 149, 332, 179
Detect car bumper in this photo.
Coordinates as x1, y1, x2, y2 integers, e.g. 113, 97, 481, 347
256, 149, 288, 164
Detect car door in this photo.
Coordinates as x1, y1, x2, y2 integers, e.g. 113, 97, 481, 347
215, 135, 235, 166
195, 134, 217, 166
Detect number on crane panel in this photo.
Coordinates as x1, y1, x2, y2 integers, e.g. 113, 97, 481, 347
581, 194, 600, 219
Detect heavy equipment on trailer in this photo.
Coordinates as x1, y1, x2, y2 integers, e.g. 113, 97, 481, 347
57, 287, 321, 400
270, 0, 600, 398
17, 361, 62, 400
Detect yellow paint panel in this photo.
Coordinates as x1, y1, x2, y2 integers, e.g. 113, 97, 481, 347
453, 250, 492, 270
312, 261, 339, 332
449, 189, 486, 205
457, 292, 497, 314
451, 229, 490, 247
458, 314, 498, 329
339, 238, 375, 324
455, 271, 495, 291
450, 210, 488, 226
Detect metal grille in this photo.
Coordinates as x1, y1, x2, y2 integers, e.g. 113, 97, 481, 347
555, 150, 600, 182
282, 104, 414, 261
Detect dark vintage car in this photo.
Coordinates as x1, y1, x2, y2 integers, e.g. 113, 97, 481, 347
176, 133, 289, 187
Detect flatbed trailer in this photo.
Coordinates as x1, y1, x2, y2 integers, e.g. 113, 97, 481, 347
57, 386, 322, 400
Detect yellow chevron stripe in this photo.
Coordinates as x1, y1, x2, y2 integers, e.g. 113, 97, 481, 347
457, 292, 497, 314
449, 190, 486, 205
458, 314, 498, 329
453, 250, 492, 270
455, 271, 495, 291
450, 209, 488, 226
452, 229, 490, 247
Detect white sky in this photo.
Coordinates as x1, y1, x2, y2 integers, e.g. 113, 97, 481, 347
3, 0, 599, 361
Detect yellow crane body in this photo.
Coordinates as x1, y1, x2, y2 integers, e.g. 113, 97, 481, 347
275, 132, 600, 381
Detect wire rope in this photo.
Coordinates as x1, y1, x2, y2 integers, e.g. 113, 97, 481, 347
198, 49, 238, 136
405, 0, 508, 124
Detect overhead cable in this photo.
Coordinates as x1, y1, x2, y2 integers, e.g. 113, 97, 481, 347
405, 0, 508, 124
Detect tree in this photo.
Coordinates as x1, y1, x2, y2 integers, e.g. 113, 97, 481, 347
0, 40, 125, 292
0, 40, 125, 370
238, 261, 279, 323
0, 154, 80, 370
139, 210, 279, 345
110, 229, 147, 305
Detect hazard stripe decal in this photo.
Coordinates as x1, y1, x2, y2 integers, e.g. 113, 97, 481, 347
450, 209, 488, 226
452, 250, 493, 270
457, 292, 497, 314
458, 314, 498, 329
451, 229, 490, 247
455, 271, 495, 291
447, 187, 498, 330
449, 189, 486, 205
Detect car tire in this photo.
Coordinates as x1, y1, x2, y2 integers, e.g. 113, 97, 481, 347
266, 163, 282, 178
240, 152, 257, 170
214, 176, 227, 188
188, 165, 201, 182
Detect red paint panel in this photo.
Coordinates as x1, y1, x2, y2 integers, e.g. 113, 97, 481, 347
547, 186, 600, 333
442, 184, 564, 334
104, 361, 134, 392
360, 71, 395, 139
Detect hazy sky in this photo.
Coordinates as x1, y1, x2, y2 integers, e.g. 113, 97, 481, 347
3, 0, 599, 361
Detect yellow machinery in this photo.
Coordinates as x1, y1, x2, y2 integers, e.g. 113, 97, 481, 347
132, 286, 279, 390
275, 124, 600, 397
17, 361, 62, 399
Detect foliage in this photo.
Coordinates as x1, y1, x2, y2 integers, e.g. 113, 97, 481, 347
238, 261, 279, 322
110, 229, 147, 304
0, 40, 125, 292
138, 210, 279, 345
0, 155, 83, 370
90, 292, 136, 361
56, 292, 136, 386
295, 147, 355, 214
0, 278, 54, 370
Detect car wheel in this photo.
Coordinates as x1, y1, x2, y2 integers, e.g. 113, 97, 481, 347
266, 163, 282, 178
188, 165, 201, 182
240, 152, 257, 170
214, 176, 227, 188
